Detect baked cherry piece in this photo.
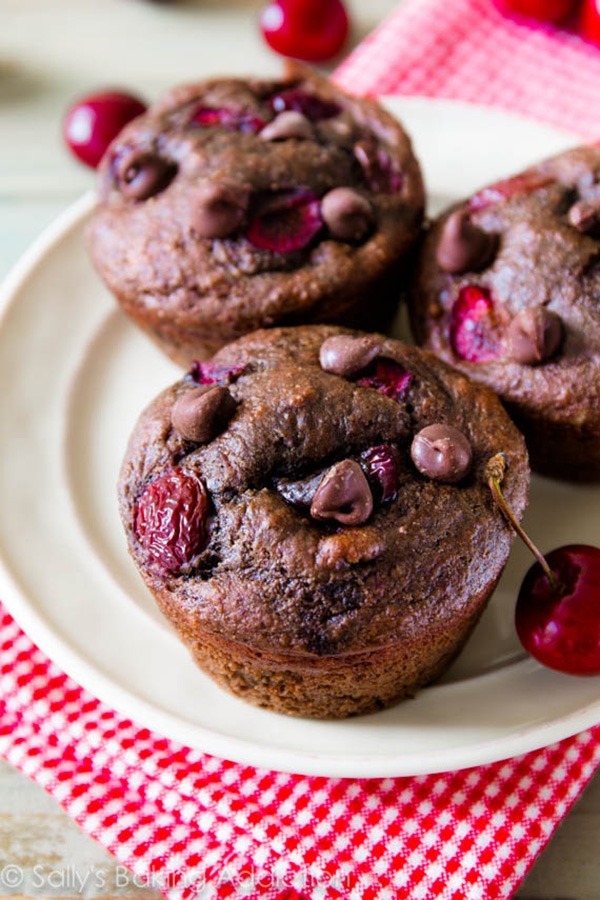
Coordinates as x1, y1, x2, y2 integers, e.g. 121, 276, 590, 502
360, 445, 401, 503
450, 285, 502, 363
134, 470, 210, 574
260, 0, 349, 62
355, 358, 412, 400
487, 454, 600, 675
493, 0, 578, 23
64, 90, 147, 169
187, 360, 248, 386
269, 89, 340, 121
190, 106, 266, 134
247, 190, 323, 252
468, 172, 553, 212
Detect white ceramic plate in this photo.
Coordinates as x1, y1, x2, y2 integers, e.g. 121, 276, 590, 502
0, 98, 598, 779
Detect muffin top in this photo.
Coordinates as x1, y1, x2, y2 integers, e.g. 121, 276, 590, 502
119, 326, 528, 658
88, 67, 423, 339
411, 145, 600, 434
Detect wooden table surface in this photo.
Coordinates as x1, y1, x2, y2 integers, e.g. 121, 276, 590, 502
0, 1, 599, 897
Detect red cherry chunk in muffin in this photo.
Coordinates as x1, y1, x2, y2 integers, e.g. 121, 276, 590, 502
134, 470, 210, 574
450, 286, 502, 363
187, 360, 249, 386
360, 444, 401, 503
355, 357, 412, 400
247, 189, 323, 252
190, 105, 266, 134
468, 172, 553, 212
268, 88, 341, 121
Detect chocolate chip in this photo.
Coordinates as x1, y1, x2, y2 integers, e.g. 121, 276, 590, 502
117, 150, 176, 201
411, 424, 472, 483
321, 187, 374, 242
568, 197, 600, 237
507, 307, 564, 366
171, 386, 237, 444
310, 460, 373, 526
319, 334, 381, 377
318, 113, 354, 143
276, 471, 325, 508
192, 181, 249, 239
436, 209, 499, 274
259, 111, 314, 141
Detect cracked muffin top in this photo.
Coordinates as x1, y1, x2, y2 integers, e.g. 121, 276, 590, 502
119, 325, 528, 658
410, 145, 600, 479
88, 67, 424, 365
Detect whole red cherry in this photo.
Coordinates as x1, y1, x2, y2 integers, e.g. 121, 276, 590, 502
493, 0, 579, 23
64, 90, 147, 169
516, 545, 600, 675
486, 455, 600, 676
579, 0, 600, 44
260, 0, 349, 62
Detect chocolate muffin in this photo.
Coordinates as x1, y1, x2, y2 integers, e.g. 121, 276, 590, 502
88, 67, 424, 366
410, 145, 600, 481
119, 326, 529, 718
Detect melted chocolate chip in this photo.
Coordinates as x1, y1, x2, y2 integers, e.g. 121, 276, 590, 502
321, 187, 373, 242
568, 197, 600, 237
192, 181, 249, 239
410, 424, 472, 483
507, 307, 564, 366
436, 209, 499, 274
171, 385, 237, 444
276, 471, 325, 508
310, 460, 373, 526
116, 150, 176, 201
259, 111, 314, 141
319, 334, 381, 378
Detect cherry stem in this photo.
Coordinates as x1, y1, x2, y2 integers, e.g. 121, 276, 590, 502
486, 453, 558, 592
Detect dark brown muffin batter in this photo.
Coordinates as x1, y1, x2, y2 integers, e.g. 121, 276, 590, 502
119, 326, 529, 718
88, 67, 424, 366
410, 145, 600, 481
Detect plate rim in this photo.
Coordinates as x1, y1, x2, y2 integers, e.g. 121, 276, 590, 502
1, 98, 598, 779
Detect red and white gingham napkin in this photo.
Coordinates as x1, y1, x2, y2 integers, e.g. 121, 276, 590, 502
335, 0, 600, 140
3, 3, 600, 898
2, 607, 600, 900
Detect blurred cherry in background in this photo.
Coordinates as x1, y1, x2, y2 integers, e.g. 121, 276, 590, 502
493, 0, 579, 23
579, 0, 600, 43
64, 90, 147, 168
260, 0, 349, 61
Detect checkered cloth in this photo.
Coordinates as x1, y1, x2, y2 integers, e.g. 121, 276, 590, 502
2, 609, 600, 899
335, 0, 600, 140
2, 2, 600, 898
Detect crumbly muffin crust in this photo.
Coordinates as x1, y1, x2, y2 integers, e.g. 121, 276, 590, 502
410, 145, 600, 481
119, 326, 529, 718
89, 67, 424, 366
